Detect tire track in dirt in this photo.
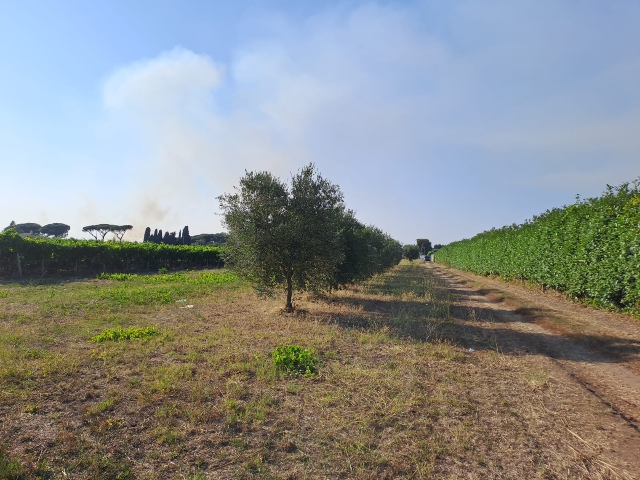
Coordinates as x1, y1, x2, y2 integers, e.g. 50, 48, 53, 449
427, 263, 640, 472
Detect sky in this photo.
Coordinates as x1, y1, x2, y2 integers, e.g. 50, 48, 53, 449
1, 0, 639, 244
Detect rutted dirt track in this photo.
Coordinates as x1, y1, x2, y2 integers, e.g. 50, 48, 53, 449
429, 263, 640, 476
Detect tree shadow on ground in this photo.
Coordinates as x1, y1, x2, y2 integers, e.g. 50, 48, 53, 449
450, 293, 640, 364
313, 293, 455, 343
310, 293, 640, 366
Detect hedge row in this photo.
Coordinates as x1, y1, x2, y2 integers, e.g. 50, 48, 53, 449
435, 182, 640, 313
0, 230, 223, 277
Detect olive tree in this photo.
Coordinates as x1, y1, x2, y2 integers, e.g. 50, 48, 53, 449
218, 164, 345, 312
403, 244, 420, 261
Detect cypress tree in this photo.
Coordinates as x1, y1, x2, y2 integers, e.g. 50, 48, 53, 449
143, 227, 151, 243
153, 229, 159, 243
158, 229, 163, 243
182, 226, 192, 246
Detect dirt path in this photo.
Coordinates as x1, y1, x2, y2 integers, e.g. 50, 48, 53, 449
428, 263, 640, 475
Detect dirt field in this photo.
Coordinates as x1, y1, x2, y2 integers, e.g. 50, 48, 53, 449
429, 263, 640, 477
1, 263, 640, 479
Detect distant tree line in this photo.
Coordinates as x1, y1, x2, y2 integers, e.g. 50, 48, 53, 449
143, 226, 192, 245
3, 221, 70, 238
191, 233, 229, 245
3, 222, 137, 242
5, 221, 226, 246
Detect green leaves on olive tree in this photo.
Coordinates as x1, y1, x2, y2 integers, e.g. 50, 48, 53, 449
218, 164, 346, 312
218, 164, 403, 312
334, 212, 403, 286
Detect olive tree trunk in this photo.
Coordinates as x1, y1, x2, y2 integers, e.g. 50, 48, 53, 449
285, 274, 293, 313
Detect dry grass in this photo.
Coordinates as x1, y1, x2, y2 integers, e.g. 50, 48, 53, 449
0, 263, 634, 479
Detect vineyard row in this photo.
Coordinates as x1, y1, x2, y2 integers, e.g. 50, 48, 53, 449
0, 230, 223, 278
435, 182, 640, 314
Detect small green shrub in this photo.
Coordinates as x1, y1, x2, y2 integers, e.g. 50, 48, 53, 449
271, 345, 318, 377
0, 446, 23, 479
158, 267, 168, 274
91, 326, 159, 343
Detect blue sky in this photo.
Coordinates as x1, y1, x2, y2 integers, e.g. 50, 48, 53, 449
1, 1, 639, 244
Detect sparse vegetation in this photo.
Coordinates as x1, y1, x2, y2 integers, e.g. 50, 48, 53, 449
98, 271, 236, 284
0, 262, 634, 478
91, 326, 160, 343
0, 446, 23, 479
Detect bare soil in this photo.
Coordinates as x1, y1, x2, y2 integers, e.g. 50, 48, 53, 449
429, 263, 640, 476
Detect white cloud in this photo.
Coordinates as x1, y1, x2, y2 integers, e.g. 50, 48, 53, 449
100, 46, 313, 238
104, 47, 224, 116
94, 2, 640, 242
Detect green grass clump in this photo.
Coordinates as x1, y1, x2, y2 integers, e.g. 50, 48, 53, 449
0, 446, 23, 479
98, 273, 138, 281
91, 326, 159, 343
98, 271, 237, 285
271, 345, 318, 377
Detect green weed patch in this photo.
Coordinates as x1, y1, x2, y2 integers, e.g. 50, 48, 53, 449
98, 271, 237, 285
0, 446, 23, 479
98, 286, 174, 306
271, 345, 318, 377
91, 326, 159, 343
